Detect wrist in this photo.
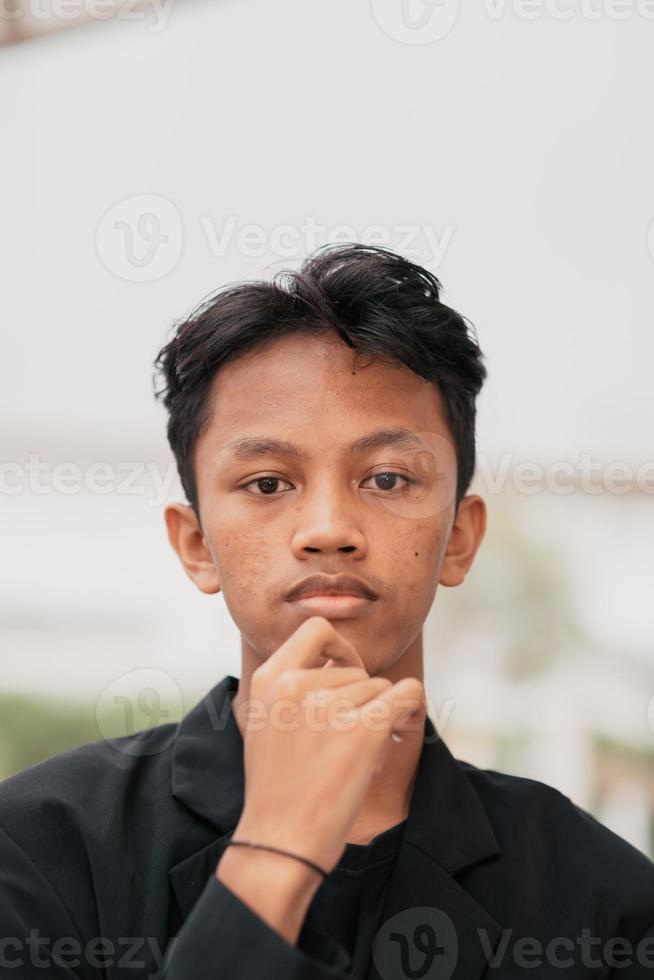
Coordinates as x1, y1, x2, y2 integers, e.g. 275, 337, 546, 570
230, 813, 328, 882
215, 844, 321, 946
216, 838, 323, 897
228, 839, 326, 880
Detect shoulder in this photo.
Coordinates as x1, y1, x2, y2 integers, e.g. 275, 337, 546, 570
0, 724, 178, 861
459, 759, 654, 917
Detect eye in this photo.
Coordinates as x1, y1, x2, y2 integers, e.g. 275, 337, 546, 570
361, 471, 417, 492
240, 475, 294, 496
240, 471, 418, 497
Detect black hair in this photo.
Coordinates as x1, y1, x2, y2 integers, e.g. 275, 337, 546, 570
152, 242, 487, 523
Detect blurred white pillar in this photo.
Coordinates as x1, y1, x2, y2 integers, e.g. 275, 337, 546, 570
522, 680, 594, 809
597, 780, 652, 858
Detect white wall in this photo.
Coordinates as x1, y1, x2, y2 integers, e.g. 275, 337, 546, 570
1, 1, 652, 764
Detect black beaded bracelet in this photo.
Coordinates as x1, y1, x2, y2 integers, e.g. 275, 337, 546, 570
225, 840, 328, 881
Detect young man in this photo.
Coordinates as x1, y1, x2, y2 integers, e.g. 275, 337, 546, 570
0, 244, 652, 980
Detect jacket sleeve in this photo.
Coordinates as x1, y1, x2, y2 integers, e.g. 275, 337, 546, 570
0, 821, 356, 980
0, 826, 89, 979
163, 872, 357, 979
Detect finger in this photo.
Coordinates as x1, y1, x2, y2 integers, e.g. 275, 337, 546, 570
359, 677, 425, 739
262, 617, 366, 680
304, 677, 392, 716
297, 666, 370, 691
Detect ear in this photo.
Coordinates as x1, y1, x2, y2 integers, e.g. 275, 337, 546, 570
439, 494, 487, 588
164, 502, 221, 595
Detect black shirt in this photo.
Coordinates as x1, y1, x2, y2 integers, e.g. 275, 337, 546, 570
0, 672, 652, 979
306, 816, 408, 975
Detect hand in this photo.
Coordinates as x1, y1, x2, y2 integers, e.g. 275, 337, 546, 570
231, 616, 425, 879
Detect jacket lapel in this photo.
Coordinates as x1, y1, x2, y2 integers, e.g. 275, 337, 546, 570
168, 674, 243, 921
168, 674, 505, 980
364, 718, 503, 980
168, 834, 234, 921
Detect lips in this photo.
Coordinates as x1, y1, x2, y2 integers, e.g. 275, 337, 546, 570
285, 573, 378, 602
287, 594, 374, 620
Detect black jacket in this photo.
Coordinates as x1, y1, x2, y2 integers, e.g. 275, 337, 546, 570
0, 673, 652, 979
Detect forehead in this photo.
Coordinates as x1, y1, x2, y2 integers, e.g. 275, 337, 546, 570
196, 331, 448, 453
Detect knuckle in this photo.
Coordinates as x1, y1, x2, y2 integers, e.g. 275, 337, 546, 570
273, 669, 303, 701
411, 680, 426, 701
305, 686, 330, 708
397, 676, 423, 698
249, 666, 267, 695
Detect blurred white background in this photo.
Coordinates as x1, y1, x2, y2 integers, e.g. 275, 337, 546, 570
1, 0, 653, 856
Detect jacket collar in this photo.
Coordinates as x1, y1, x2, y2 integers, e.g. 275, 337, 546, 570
169, 674, 505, 979
171, 674, 245, 833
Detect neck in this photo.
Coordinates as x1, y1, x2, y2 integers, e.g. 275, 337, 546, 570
231, 630, 427, 845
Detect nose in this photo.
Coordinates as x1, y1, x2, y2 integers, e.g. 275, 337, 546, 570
289, 480, 367, 557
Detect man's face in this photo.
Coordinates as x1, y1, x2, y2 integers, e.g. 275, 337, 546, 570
166, 330, 485, 675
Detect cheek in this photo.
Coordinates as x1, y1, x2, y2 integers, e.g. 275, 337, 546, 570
212, 528, 275, 599
397, 525, 445, 594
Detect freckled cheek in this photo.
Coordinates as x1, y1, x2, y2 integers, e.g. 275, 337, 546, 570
395, 526, 443, 593
211, 528, 275, 602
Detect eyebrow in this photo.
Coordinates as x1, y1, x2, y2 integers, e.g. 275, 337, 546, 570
221, 427, 425, 461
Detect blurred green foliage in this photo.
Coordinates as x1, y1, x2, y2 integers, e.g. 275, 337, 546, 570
0, 693, 186, 782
